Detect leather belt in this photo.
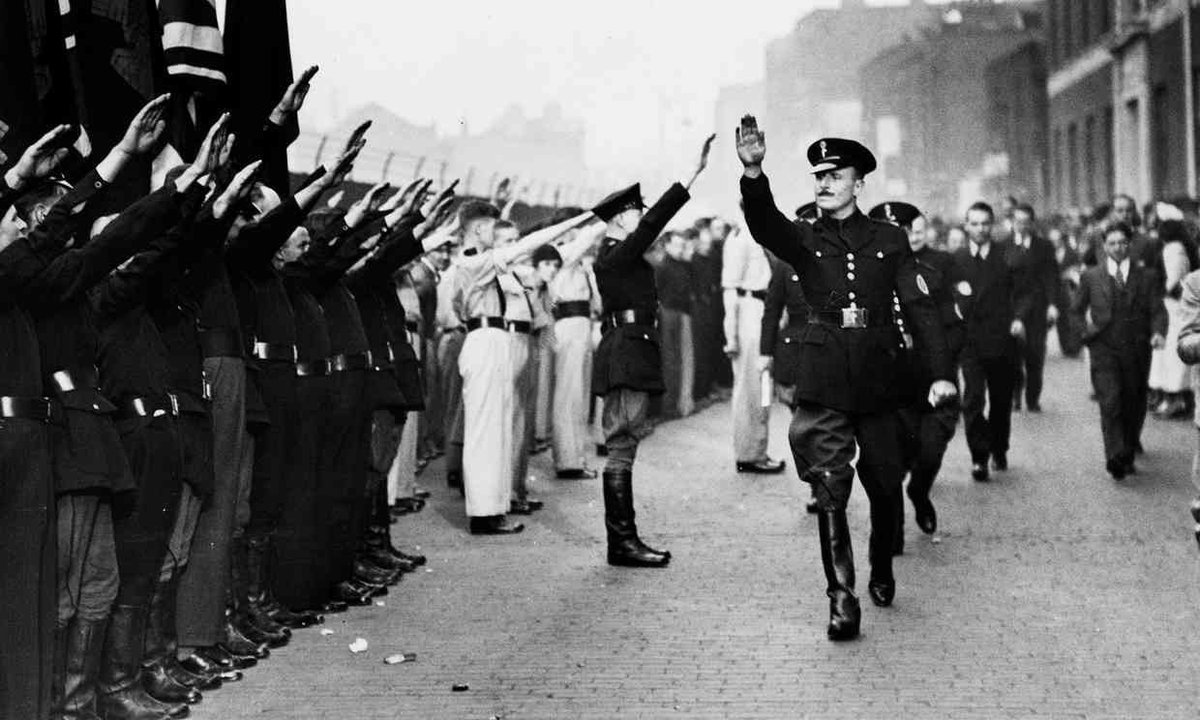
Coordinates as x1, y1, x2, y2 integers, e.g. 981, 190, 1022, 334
51, 366, 100, 393
736, 288, 768, 301
295, 359, 330, 377
0, 396, 62, 423
330, 351, 372, 372
504, 320, 532, 335
553, 300, 592, 320
198, 327, 243, 358
119, 394, 180, 420
466, 316, 506, 333
252, 341, 297, 363
603, 309, 657, 330
807, 308, 890, 329
173, 391, 210, 416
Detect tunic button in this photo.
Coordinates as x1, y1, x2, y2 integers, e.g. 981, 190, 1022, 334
847, 273, 856, 281
848, 292, 857, 300
847, 262, 856, 271
846, 253, 855, 261
92, 403, 101, 411
791, 274, 799, 282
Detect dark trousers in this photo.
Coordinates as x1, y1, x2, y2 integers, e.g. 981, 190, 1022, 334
274, 374, 331, 610
691, 299, 719, 400
1056, 286, 1084, 357
1014, 316, 1048, 406
898, 400, 959, 497
962, 354, 1016, 464
111, 417, 184, 608
659, 308, 693, 418
319, 369, 370, 586
1090, 346, 1152, 464
177, 356, 245, 647
787, 400, 903, 512
0, 420, 55, 720
248, 361, 296, 537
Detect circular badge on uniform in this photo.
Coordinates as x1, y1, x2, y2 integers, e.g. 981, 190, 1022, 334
956, 281, 972, 297
916, 274, 930, 295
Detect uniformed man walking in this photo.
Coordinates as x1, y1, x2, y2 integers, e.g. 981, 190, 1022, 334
735, 117, 955, 640
591, 134, 714, 567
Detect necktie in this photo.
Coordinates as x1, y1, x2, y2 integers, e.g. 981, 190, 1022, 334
1115, 267, 1126, 289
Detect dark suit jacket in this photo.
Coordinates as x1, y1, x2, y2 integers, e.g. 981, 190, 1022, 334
1070, 262, 1167, 352
949, 244, 1026, 361
1005, 234, 1058, 324
760, 255, 808, 387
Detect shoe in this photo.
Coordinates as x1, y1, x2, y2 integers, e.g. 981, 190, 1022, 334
556, 468, 598, 480
446, 469, 463, 489
805, 499, 820, 515
353, 559, 401, 586
595, 443, 608, 457
392, 497, 425, 514
198, 643, 256, 671
735, 458, 787, 474
264, 601, 324, 629
971, 463, 989, 482
602, 470, 671, 567
362, 526, 427, 566
817, 510, 860, 641
221, 612, 269, 660
867, 500, 898, 607
360, 548, 415, 573
906, 484, 937, 535
329, 582, 372, 607
469, 516, 525, 535
1106, 458, 1126, 480
142, 662, 203, 706
991, 453, 1007, 471
510, 497, 544, 514
163, 657, 223, 691
1027, 402, 1042, 412
320, 600, 349, 614
177, 651, 243, 684
413, 486, 431, 500
1013, 397, 1022, 411
142, 574, 202, 705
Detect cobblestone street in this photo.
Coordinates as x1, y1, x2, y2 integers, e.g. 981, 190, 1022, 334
202, 352, 1200, 719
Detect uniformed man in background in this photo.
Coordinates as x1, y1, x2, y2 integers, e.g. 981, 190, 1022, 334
736, 117, 955, 641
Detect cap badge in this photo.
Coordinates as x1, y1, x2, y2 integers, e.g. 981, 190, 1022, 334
884, 204, 894, 222
819, 140, 828, 158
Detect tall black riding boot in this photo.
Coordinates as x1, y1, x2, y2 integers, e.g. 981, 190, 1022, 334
141, 576, 201, 705
817, 509, 861, 641
602, 470, 670, 567
867, 498, 898, 608
97, 604, 189, 719
233, 535, 289, 648
53, 618, 107, 720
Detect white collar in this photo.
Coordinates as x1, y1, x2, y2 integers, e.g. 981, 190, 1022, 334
1107, 256, 1131, 278
970, 241, 990, 259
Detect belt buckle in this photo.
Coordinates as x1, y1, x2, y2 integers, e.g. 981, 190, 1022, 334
132, 397, 148, 417
52, 370, 77, 393
0, 397, 13, 418
841, 307, 868, 329
202, 378, 212, 401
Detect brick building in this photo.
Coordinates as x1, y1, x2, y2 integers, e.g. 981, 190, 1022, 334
1048, 0, 1200, 212
984, 42, 1050, 207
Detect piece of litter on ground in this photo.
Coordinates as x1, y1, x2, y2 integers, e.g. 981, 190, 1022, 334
319, 628, 335, 636
425, 568, 433, 573
375, 600, 386, 607
451, 683, 469, 692
384, 653, 417, 665
931, 534, 943, 544
348, 638, 368, 653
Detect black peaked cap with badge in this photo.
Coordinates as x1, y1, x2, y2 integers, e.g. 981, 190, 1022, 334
868, 201, 921, 228
592, 183, 647, 221
807, 138, 877, 176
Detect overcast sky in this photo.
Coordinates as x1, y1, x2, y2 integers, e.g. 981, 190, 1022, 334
217, 0, 837, 181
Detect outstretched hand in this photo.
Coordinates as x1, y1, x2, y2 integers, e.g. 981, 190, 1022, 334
5, 124, 76, 190
195, 113, 232, 177
213, 161, 262, 220
118, 94, 171, 157
686, 133, 717, 189
271, 65, 318, 124
735, 114, 766, 170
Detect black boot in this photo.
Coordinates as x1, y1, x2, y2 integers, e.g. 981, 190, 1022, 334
906, 473, 938, 535
220, 608, 269, 661
867, 499, 898, 608
363, 524, 426, 566
97, 604, 189, 719
233, 535, 289, 648
141, 576, 202, 706
602, 470, 670, 567
53, 618, 107, 720
817, 509, 860, 641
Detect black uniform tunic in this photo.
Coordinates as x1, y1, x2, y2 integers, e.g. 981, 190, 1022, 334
591, 182, 690, 396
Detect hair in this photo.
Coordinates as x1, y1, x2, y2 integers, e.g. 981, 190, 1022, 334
1106, 221, 1133, 240
965, 201, 994, 221
531, 244, 562, 266
13, 179, 71, 225
304, 207, 346, 238
1013, 203, 1036, 220
457, 200, 500, 228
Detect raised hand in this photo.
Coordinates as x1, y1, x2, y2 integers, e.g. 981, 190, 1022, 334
117, 94, 171, 156
270, 65, 318, 125
213, 160, 262, 220
329, 139, 365, 186
686, 133, 717, 189
195, 113, 231, 176
735, 114, 766, 169
5, 124, 76, 191
345, 182, 389, 227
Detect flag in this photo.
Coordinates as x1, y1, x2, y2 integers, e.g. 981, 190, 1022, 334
224, 0, 293, 194
158, 0, 224, 92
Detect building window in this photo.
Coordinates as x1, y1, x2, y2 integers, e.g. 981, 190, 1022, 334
1097, 0, 1112, 35
1085, 115, 1097, 204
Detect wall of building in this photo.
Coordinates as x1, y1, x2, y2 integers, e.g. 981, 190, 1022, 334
1048, 63, 1112, 211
